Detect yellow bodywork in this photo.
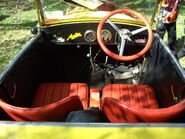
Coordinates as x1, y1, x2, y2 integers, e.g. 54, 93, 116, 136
34, 0, 160, 28
34, 0, 146, 28
0, 124, 185, 139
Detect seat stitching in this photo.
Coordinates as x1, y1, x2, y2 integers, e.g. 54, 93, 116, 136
76, 84, 81, 106
128, 85, 131, 105
62, 83, 65, 98
144, 87, 150, 108
59, 83, 62, 100
42, 84, 48, 106
119, 84, 121, 100
64, 83, 68, 98
136, 85, 142, 108
153, 90, 158, 108
50, 84, 55, 104
111, 84, 113, 98
77, 83, 79, 96
36, 86, 43, 107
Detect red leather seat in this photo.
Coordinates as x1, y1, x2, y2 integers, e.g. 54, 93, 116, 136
102, 84, 158, 109
32, 83, 89, 109
0, 83, 89, 121
101, 84, 185, 123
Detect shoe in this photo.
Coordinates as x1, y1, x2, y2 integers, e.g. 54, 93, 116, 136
177, 49, 185, 59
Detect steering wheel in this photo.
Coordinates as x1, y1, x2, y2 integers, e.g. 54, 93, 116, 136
97, 9, 153, 61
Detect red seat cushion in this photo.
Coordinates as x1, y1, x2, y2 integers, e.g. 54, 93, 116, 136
32, 83, 89, 109
0, 96, 83, 121
102, 84, 158, 109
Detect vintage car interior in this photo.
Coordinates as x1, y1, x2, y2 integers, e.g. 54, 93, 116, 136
0, 0, 185, 123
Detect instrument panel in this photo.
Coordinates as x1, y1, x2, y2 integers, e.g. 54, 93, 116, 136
83, 29, 112, 43
42, 22, 147, 45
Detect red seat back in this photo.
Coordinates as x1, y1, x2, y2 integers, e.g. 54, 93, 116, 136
0, 96, 83, 121
102, 97, 185, 123
102, 84, 158, 109
32, 83, 89, 109
101, 84, 185, 122
0, 83, 89, 121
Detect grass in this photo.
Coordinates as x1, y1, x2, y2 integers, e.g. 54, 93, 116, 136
0, 0, 184, 73
0, 0, 37, 72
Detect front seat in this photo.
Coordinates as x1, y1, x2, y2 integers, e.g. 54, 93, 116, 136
0, 83, 89, 121
101, 84, 185, 123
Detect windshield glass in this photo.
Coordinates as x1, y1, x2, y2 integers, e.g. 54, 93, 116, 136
40, 0, 156, 22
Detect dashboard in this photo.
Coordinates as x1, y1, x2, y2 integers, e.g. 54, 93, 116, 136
41, 22, 148, 46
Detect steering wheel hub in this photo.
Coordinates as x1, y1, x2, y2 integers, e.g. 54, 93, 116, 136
119, 29, 131, 40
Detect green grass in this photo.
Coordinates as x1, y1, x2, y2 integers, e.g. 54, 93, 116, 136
0, 0, 37, 72
0, 0, 184, 73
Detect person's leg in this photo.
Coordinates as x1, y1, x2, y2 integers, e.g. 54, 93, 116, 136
167, 22, 177, 52
156, 21, 166, 39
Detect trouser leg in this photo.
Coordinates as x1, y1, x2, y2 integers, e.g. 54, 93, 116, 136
156, 21, 166, 39
167, 22, 177, 52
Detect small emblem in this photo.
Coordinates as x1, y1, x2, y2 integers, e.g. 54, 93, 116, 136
67, 32, 82, 41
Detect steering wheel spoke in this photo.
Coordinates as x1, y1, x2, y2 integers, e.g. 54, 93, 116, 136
131, 26, 148, 36
119, 37, 126, 56
107, 19, 121, 35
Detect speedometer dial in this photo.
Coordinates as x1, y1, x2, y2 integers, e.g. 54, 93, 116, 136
84, 30, 97, 42
101, 29, 112, 42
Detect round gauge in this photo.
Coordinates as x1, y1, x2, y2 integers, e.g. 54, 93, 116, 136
84, 30, 97, 42
101, 29, 112, 42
